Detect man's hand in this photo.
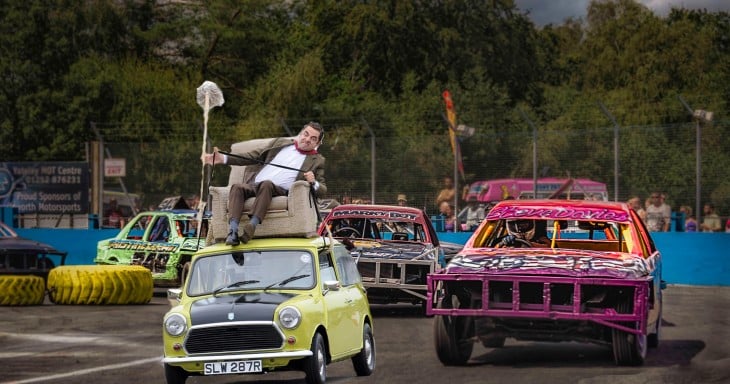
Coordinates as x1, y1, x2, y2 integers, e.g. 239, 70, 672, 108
303, 171, 315, 184
499, 235, 516, 247
201, 147, 224, 165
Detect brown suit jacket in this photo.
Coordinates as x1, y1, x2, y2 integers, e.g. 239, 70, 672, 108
226, 137, 327, 197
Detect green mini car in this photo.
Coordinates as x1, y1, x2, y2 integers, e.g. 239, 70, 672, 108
95, 209, 206, 287
162, 235, 375, 384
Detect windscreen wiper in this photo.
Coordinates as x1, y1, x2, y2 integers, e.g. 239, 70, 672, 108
213, 280, 260, 297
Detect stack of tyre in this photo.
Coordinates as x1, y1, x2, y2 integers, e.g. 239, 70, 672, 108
0, 265, 153, 306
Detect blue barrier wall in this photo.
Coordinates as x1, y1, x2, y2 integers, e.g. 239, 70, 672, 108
438, 231, 730, 286
6, 226, 730, 286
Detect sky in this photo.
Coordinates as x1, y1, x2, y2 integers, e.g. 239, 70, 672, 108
514, 0, 730, 26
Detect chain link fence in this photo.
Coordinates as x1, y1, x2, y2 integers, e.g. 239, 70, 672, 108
97, 117, 730, 228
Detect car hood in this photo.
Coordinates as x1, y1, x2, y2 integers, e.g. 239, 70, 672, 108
347, 239, 435, 260
443, 248, 651, 279
189, 292, 296, 326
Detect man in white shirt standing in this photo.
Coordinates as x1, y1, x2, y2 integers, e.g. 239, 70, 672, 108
203, 122, 327, 245
645, 192, 671, 232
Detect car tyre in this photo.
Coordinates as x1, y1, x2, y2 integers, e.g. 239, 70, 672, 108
352, 323, 375, 376
612, 299, 647, 366
47, 265, 153, 305
648, 306, 662, 348
164, 363, 188, 384
304, 332, 327, 384
0, 275, 46, 306
433, 292, 474, 366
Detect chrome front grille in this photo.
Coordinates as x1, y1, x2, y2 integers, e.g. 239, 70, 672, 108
185, 323, 284, 354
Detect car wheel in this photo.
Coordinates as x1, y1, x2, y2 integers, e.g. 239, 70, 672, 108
648, 306, 661, 348
164, 363, 188, 384
433, 292, 474, 366
304, 332, 327, 384
352, 323, 375, 376
612, 299, 647, 366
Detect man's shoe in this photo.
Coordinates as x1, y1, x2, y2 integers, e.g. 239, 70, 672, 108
225, 231, 240, 246
240, 223, 255, 244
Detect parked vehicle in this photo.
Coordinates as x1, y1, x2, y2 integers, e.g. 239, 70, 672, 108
427, 199, 663, 366
0, 220, 66, 279
464, 177, 609, 204
163, 235, 375, 384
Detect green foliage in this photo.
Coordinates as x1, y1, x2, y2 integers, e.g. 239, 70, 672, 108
1, 0, 729, 215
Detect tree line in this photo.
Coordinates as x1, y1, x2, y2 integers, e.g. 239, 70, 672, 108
1, 0, 728, 214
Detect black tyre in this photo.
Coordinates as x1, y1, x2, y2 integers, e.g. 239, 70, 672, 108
164, 363, 188, 384
352, 323, 375, 376
0, 275, 46, 306
612, 300, 647, 366
648, 306, 662, 348
304, 332, 327, 384
433, 293, 474, 366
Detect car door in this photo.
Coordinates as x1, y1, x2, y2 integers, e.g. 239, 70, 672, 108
333, 245, 366, 353
320, 248, 361, 357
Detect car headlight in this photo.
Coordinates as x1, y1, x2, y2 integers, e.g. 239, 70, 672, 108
164, 313, 187, 336
278, 306, 301, 330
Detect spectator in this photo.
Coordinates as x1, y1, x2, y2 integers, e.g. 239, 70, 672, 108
680, 205, 697, 232
725, 218, 730, 233
435, 176, 456, 210
460, 196, 485, 231
627, 196, 647, 223
105, 198, 124, 228
699, 203, 722, 232
438, 201, 457, 232
396, 194, 408, 207
644, 192, 671, 232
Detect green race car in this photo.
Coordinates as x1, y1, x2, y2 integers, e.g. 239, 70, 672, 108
95, 209, 206, 287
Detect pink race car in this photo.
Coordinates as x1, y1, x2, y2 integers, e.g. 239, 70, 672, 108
427, 199, 664, 366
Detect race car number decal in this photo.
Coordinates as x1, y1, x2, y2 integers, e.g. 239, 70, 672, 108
108, 240, 178, 253
487, 206, 629, 222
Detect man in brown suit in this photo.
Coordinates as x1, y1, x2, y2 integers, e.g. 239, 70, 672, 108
203, 122, 327, 245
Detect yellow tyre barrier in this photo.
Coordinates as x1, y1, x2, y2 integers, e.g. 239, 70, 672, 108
47, 265, 153, 305
0, 275, 46, 306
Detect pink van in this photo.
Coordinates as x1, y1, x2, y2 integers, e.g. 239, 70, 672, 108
464, 177, 608, 203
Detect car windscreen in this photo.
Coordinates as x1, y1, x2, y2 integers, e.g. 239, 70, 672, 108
186, 250, 316, 296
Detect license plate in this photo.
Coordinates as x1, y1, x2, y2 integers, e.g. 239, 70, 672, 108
203, 360, 262, 375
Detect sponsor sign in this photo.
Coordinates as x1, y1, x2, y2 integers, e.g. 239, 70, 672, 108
0, 162, 89, 214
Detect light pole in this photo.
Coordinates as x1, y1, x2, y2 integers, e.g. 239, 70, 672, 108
678, 96, 712, 225
692, 109, 713, 224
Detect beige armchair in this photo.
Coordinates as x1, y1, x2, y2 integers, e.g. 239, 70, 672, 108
206, 138, 320, 244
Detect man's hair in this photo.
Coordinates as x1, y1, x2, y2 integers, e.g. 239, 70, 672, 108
303, 121, 324, 143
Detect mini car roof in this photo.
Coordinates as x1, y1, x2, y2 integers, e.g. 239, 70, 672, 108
486, 199, 632, 224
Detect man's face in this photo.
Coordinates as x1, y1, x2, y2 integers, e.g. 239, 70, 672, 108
650, 194, 661, 206
297, 126, 321, 151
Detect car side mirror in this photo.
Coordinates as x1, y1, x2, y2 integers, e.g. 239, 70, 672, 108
167, 288, 182, 306
323, 280, 340, 293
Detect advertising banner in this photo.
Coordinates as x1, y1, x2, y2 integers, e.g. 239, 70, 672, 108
0, 162, 89, 214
